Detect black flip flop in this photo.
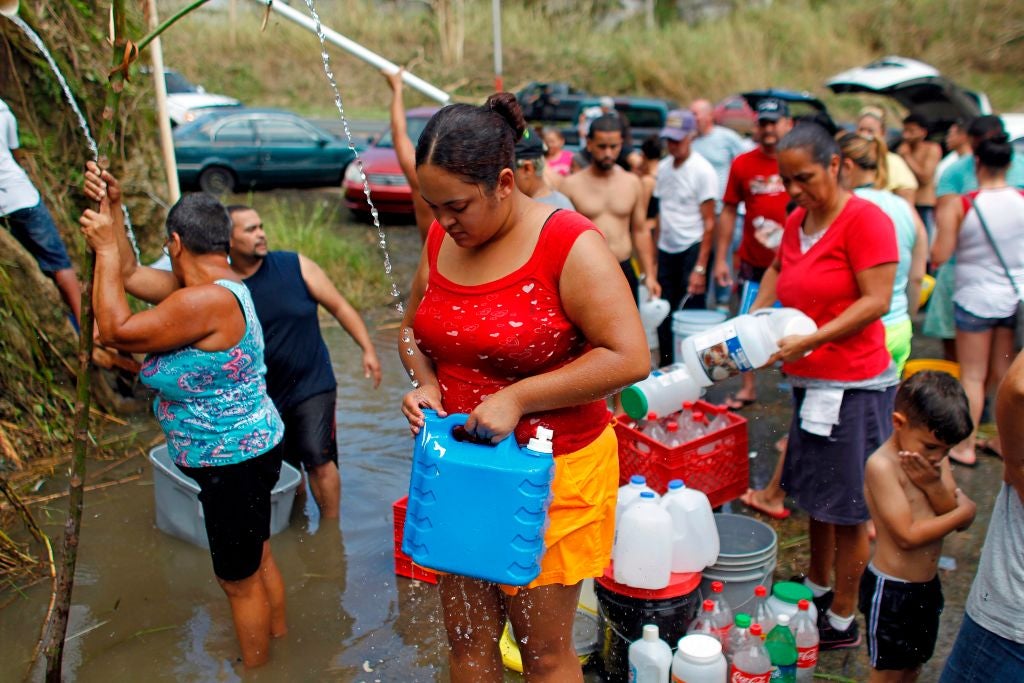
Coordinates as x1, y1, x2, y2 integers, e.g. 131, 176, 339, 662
725, 393, 757, 411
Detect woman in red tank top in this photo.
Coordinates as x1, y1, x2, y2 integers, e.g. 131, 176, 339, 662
399, 94, 648, 681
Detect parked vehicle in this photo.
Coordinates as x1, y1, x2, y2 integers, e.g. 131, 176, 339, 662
147, 68, 241, 127
342, 107, 439, 216
713, 89, 834, 137
713, 94, 756, 136
825, 56, 991, 137
174, 108, 356, 194
560, 96, 678, 149
516, 81, 589, 121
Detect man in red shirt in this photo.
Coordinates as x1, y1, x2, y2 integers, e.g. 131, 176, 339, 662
712, 98, 792, 409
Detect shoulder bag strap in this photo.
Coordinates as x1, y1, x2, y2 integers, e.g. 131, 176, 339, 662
968, 194, 1023, 301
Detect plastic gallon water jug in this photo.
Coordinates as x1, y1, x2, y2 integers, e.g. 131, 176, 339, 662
679, 309, 817, 385
751, 307, 817, 342
629, 624, 673, 683
613, 492, 673, 590
672, 634, 727, 683
402, 410, 555, 585
640, 294, 672, 351
767, 583, 818, 625
621, 363, 704, 420
660, 479, 720, 572
614, 476, 658, 555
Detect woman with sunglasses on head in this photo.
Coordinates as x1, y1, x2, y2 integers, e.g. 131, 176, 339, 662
80, 163, 285, 669
398, 94, 649, 682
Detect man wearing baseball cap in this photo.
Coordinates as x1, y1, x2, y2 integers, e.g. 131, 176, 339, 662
513, 128, 575, 210
649, 109, 719, 366
713, 97, 792, 411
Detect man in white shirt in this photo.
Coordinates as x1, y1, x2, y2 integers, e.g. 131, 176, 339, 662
0, 98, 81, 327
649, 109, 719, 365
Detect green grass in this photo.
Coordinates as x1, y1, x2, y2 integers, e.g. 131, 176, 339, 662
157, 0, 1024, 117
229, 192, 392, 312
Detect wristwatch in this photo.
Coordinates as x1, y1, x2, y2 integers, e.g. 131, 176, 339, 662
693, 264, 707, 275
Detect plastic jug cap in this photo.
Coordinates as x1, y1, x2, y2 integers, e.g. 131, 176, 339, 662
755, 585, 767, 597
526, 426, 554, 454
692, 411, 705, 421
749, 623, 763, 637
639, 491, 656, 499
666, 421, 679, 432
642, 624, 660, 641
776, 613, 791, 626
772, 581, 813, 605
648, 412, 658, 419
702, 599, 714, 611
682, 401, 694, 409
735, 613, 751, 628
797, 599, 810, 610
630, 475, 647, 485
668, 479, 684, 489
620, 386, 648, 419
711, 580, 724, 593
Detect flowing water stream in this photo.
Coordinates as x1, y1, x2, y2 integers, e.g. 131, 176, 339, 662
8, 14, 140, 259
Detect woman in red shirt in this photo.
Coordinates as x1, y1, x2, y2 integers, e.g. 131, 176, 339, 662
751, 123, 898, 651
399, 94, 649, 682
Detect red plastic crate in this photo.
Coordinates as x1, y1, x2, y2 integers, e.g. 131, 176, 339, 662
613, 400, 748, 508
392, 496, 439, 584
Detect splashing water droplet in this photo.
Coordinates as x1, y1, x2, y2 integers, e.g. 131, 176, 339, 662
405, 348, 414, 356
411, 380, 420, 388
301, 0, 404, 315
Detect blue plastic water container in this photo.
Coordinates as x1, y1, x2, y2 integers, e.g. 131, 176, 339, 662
402, 410, 556, 585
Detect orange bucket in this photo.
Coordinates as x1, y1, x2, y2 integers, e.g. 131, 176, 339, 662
903, 358, 960, 380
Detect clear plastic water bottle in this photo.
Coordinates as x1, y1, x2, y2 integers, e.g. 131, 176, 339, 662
751, 585, 776, 640
766, 614, 798, 683
688, 411, 709, 440
704, 404, 730, 434
644, 412, 668, 443
664, 420, 682, 447
628, 623, 673, 683
709, 580, 734, 643
726, 613, 751, 663
791, 600, 819, 682
687, 599, 720, 642
730, 623, 772, 683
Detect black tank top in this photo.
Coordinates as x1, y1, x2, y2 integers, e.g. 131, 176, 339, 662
243, 251, 336, 411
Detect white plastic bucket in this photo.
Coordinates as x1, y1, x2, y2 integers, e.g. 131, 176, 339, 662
671, 309, 727, 364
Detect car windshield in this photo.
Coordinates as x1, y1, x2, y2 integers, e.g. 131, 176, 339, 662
375, 116, 430, 149
164, 71, 198, 94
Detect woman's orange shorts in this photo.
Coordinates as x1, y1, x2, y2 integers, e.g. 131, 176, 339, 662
500, 424, 619, 595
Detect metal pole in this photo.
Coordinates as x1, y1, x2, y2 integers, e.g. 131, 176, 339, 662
253, 0, 450, 104
147, 0, 181, 202
491, 0, 502, 92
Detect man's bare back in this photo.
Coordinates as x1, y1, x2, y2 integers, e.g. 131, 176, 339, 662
561, 164, 642, 263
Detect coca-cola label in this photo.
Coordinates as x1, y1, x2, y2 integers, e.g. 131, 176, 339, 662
729, 665, 772, 683
797, 645, 818, 668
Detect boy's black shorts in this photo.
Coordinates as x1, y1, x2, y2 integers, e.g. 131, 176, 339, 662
859, 564, 944, 670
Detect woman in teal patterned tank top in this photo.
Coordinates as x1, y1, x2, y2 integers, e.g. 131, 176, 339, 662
80, 174, 286, 669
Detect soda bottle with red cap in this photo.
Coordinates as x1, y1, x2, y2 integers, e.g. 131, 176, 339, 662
791, 599, 819, 682
729, 623, 772, 683
709, 580, 734, 641
751, 585, 776, 639
686, 599, 720, 641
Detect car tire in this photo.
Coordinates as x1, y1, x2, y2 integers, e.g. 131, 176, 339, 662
198, 166, 235, 195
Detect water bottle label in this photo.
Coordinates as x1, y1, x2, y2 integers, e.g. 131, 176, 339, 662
628, 663, 637, 682
690, 325, 754, 381
797, 646, 818, 668
730, 667, 772, 683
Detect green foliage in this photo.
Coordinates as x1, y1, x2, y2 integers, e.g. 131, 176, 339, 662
233, 192, 393, 312
158, 0, 1024, 117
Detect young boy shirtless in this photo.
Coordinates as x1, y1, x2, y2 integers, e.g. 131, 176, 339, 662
861, 371, 978, 682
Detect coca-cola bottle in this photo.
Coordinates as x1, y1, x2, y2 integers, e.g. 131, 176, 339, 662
726, 613, 752, 664
751, 585, 776, 640
686, 599, 720, 642
709, 580, 734, 642
791, 599, 819, 682
730, 623, 772, 683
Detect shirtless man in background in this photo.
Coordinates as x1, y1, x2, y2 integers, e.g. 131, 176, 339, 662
561, 114, 659, 302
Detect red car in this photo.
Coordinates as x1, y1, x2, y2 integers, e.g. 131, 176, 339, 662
343, 107, 438, 217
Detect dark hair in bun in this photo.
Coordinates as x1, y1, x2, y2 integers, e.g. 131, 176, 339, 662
415, 92, 526, 191
975, 133, 1013, 170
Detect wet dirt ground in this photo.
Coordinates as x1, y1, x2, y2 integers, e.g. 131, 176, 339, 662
0, 192, 1004, 681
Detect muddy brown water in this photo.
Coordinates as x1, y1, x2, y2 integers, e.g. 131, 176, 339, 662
0, 192, 1005, 681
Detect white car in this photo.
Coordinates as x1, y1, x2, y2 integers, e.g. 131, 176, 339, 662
160, 69, 240, 127
826, 56, 991, 132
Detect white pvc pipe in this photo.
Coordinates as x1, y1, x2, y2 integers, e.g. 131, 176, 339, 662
254, 0, 450, 104
147, 0, 181, 202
